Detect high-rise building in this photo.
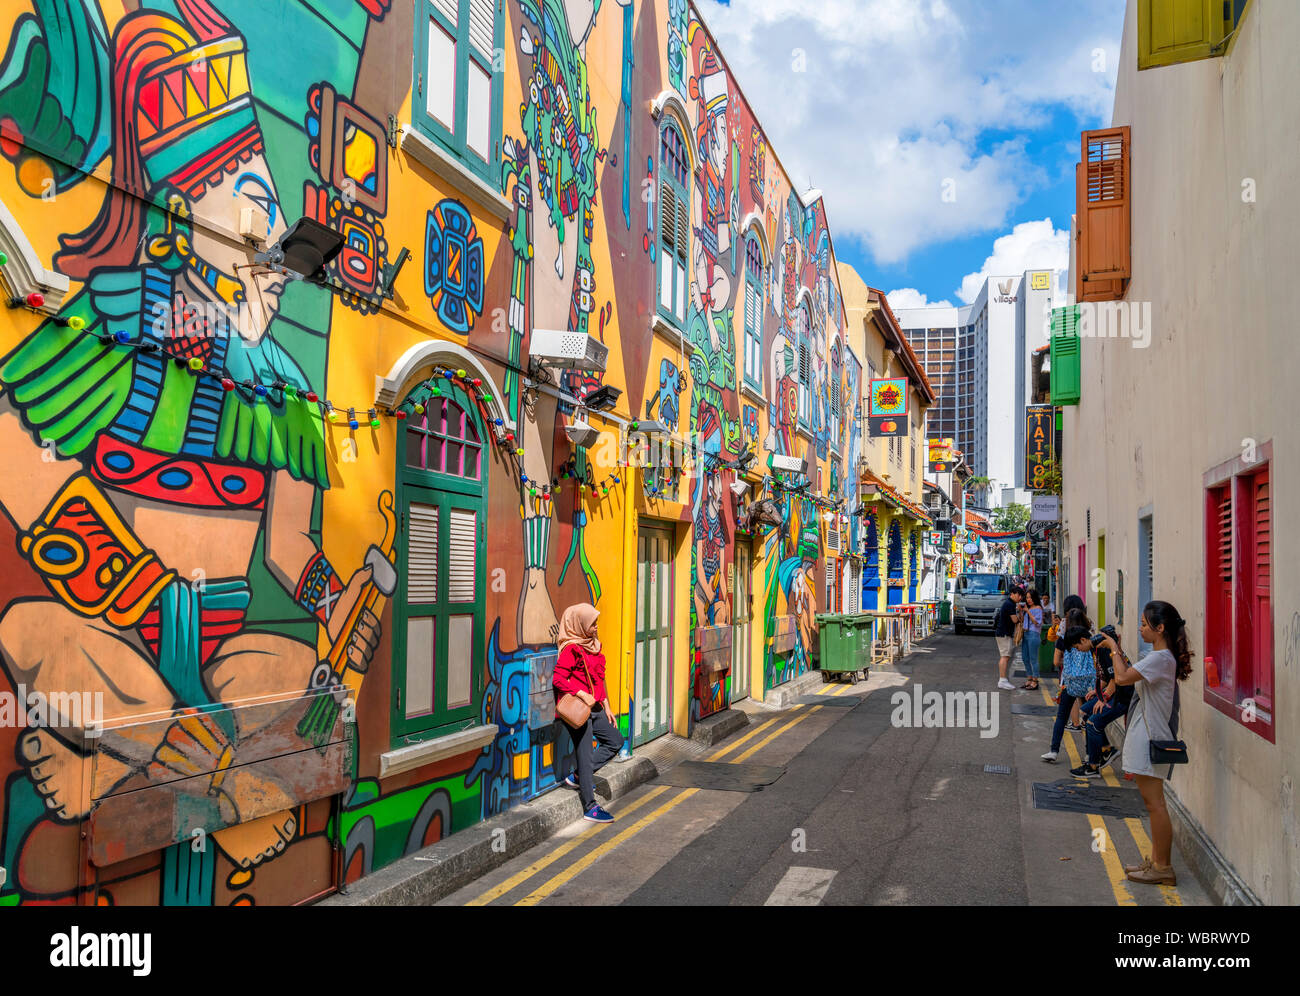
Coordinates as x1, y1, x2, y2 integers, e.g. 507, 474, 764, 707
895, 268, 1063, 507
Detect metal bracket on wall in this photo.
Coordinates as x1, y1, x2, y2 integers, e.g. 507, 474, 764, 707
387, 114, 400, 148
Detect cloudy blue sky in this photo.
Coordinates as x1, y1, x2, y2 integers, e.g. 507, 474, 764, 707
698, 0, 1127, 307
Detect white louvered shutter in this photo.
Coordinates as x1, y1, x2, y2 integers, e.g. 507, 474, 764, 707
468, 0, 494, 56
408, 503, 439, 603
448, 508, 478, 602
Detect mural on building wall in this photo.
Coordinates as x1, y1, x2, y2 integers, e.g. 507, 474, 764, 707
0, 0, 862, 905
0, 0, 394, 906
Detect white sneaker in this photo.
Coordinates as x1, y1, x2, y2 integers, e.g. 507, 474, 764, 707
997, 678, 1015, 690
1041, 750, 1059, 762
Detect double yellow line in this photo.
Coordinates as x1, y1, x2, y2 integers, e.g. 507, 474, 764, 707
1036, 683, 1181, 906
467, 694, 842, 905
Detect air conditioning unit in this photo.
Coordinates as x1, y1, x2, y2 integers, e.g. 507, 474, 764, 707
529, 328, 608, 372
769, 453, 808, 475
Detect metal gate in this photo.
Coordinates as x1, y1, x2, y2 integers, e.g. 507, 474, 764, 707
731, 542, 752, 703
634, 523, 673, 745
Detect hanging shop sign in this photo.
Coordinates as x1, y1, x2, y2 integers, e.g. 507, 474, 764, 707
1025, 404, 1054, 490
1031, 494, 1059, 522
868, 378, 909, 437
928, 436, 955, 473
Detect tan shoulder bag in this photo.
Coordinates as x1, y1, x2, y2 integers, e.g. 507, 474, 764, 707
555, 652, 594, 728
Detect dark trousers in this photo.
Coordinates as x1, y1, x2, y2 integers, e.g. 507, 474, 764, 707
1050, 689, 1082, 752
564, 707, 625, 810
1084, 698, 1128, 763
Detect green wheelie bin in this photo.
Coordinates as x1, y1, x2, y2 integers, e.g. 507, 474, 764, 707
817, 613, 868, 683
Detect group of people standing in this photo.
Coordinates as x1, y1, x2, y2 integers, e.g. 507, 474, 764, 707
993, 588, 1193, 887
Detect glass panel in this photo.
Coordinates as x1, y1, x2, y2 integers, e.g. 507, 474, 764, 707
659, 252, 672, 313
430, 398, 447, 434
427, 436, 445, 473
426, 18, 456, 132
446, 614, 473, 708
675, 264, 685, 323
405, 428, 425, 468
444, 440, 462, 475
405, 617, 435, 718
636, 536, 646, 631
463, 414, 479, 442
463, 445, 480, 480
633, 640, 645, 740
658, 635, 669, 726
466, 60, 491, 162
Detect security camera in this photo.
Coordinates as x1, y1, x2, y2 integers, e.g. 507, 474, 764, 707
730, 480, 749, 499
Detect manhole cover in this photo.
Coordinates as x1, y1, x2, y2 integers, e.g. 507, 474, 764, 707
984, 764, 1012, 775
654, 760, 785, 792
796, 695, 859, 707
1011, 703, 1057, 717
1032, 781, 1149, 818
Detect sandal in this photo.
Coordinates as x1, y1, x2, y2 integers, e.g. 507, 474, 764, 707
1019, 680, 1038, 690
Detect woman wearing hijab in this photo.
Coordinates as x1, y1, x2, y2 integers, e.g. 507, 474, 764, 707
553, 603, 624, 823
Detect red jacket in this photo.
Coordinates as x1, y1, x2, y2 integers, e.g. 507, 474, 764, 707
553, 645, 607, 703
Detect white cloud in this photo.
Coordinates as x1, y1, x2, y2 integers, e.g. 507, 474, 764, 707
886, 288, 953, 310
954, 218, 1069, 303
694, 0, 1123, 264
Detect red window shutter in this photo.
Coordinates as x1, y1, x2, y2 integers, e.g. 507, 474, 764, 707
1076, 127, 1130, 301
1244, 467, 1272, 714
1204, 483, 1233, 695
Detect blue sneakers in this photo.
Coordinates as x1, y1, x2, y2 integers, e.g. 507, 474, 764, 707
582, 804, 614, 824
564, 773, 579, 788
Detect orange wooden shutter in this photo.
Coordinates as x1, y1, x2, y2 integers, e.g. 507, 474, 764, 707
1076, 126, 1130, 301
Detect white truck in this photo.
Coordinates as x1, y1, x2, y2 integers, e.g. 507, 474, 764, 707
952, 572, 1013, 635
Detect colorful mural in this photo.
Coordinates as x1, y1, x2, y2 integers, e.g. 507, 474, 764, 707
0, 0, 875, 905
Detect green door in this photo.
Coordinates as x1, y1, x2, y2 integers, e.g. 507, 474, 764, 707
731, 542, 752, 702
392, 385, 487, 743
634, 523, 673, 745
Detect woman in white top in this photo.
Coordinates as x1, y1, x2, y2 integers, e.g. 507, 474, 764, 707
1098, 600, 1192, 887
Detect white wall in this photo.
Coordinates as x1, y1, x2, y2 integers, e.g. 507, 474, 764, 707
1063, 0, 1300, 902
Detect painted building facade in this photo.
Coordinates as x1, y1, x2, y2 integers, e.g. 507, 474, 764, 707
1060, 0, 1295, 902
839, 265, 934, 613
0, 0, 880, 905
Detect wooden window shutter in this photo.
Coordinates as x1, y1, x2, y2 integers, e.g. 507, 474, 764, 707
1076, 127, 1130, 302
468, 0, 495, 56
1138, 0, 1228, 71
1236, 467, 1272, 718
1251, 468, 1272, 711
1203, 483, 1232, 693
408, 503, 439, 603
1049, 305, 1081, 406
660, 182, 676, 253
447, 507, 478, 602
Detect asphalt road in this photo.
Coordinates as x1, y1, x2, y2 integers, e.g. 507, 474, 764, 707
439, 629, 1212, 906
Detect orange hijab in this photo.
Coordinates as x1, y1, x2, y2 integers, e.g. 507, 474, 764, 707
557, 603, 602, 656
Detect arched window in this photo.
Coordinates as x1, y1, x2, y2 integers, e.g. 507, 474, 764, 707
394, 382, 486, 742
743, 235, 764, 391
657, 123, 689, 327
404, 395, 482, 479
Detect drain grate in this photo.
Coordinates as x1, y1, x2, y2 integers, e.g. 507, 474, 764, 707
1032, 781, 1149, 818
983, 763, 1013, 775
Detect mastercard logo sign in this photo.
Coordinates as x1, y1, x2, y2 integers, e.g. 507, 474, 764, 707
880, 420, 897, 433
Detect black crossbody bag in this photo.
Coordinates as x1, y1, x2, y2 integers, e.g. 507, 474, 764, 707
1148, 678, 1188, 766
